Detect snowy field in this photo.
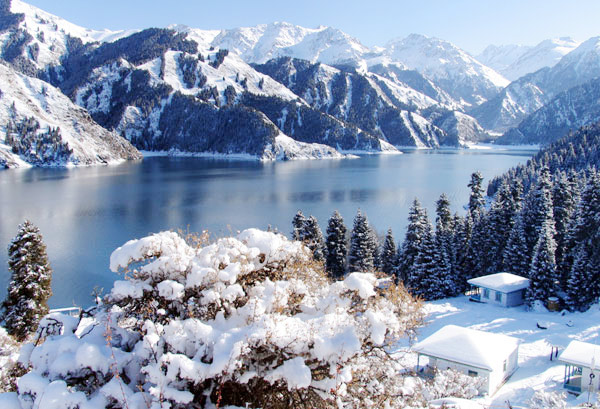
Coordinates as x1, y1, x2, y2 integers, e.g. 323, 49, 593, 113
401, 296, 600, 408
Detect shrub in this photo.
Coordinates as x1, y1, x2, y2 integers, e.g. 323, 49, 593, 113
8, 229, 425, 408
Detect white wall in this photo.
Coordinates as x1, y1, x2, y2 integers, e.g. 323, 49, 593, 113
480, 287, 507, 307
427, 357, 491, 395
423, 346, 519, 396
581, 366, 600, 393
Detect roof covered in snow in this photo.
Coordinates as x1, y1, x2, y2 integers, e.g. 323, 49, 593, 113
559, 340, 600, 368
413, 325, 520, 371
467, 273, 530, 293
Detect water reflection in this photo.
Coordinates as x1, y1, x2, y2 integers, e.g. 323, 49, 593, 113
0, 149, 536, 307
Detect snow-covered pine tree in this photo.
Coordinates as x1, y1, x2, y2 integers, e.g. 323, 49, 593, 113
408, 219, 440, 300
396, 199, 429, 285
303, 216, 326, 262
291, 210, 307, 241
520, 166, 554, 263
565, 244, 596, 311
370, 226, 380, 270
1, 220, 52, 341
434, 194, 456, 296
325, 210, 347, 279
552, 171, 579, 286
348, 210, 377, 272
467, 171, 485, 221
456, 173, 487, 288
502, 213, 531, 277
560, 171, 600, 288
451, 214, 471, 294
435, 193, 453, 233
485, 180, 519, 274
379, 228, 397, 276
525, 219, 558, 306
464, 215, 489, 279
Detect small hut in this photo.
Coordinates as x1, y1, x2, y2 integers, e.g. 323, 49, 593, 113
467, 272, 530, 307
413, 325, 520, 396
559, 340, 600, 394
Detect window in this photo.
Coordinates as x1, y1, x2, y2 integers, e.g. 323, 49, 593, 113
503, 360, 507, 372
483, 288, 489, 298
495, 292, 502, 302
468, 370, 478, 377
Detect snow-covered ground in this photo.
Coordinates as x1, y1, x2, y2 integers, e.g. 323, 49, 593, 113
400, 296, 600, 408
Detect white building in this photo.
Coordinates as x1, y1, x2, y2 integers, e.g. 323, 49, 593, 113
413, 325, 520, 396
559, 340, 600, 394
467, 273, 530, 307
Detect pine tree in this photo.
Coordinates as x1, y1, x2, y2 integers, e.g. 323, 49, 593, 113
291, 210, 307, 242
434, 195, 456, 296
408, 221, 439, 300
485, 181, 519, 274
325, 211, 347, 279
552, 171, 579, 285
502, 212, 532, 277
561, 172, 600, 287
451, 214, 472, 294
1, 220, 52, 341
467, 171, 485, 221
348, 210, 377, 272
396, 199, 429, 284
303, 216, 326, 262
565, 244, 596, 311
379, 228, 397, 276
525, 219, 558, 306
520, 166, 554, 263
435, 193, 453, 233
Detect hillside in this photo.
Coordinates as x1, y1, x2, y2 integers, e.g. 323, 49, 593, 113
0, 61, 141, 168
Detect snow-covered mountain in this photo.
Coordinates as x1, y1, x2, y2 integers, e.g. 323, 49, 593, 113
0, 1, 399, 161
500, 37, 580, 81
380, 34, 509, 107
210, 22, 371, 66
476, 44, 531, 77
473, 36, 600, 136
477, 38, 580, 81
253, 57, 451, 147
498, 78, 600, 145
210, 25, 508, 109
0, 61, 141, 168
12, 0, 600, 158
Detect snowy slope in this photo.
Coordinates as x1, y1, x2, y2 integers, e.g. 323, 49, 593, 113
474, 36, 600, 135
211, 22, 370, 65
477, 38, 580, 82
476, 44, 531, 76
382, 34, 509, 107
0, 0, 136, 73
499, 78, 600, 145
0, 62, 141, 168
500, 37, 580, 81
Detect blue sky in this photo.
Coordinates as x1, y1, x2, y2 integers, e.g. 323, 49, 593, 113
23, 0, 600, 54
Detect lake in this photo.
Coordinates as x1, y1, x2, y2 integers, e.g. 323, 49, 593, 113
0, 147, 536, 308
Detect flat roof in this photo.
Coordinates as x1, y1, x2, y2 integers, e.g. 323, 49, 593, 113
413, 325, 520, 371
467, 272, 530, 293
559, 340, 600, 368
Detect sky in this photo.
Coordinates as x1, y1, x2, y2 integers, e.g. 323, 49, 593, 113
22, 0, 600, 54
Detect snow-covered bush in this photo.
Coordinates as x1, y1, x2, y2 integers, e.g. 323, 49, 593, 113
418, 368, 484, 401
528, 390, 567, 409
0, 328, 25, 393
6, 228, 425, 409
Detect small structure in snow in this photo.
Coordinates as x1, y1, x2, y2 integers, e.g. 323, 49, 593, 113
413, 325, 520, 396
559, 340, 600, 394
467, 272, 530, 307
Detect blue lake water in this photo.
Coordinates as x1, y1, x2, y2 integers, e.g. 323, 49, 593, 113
0, 148, 536, 308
